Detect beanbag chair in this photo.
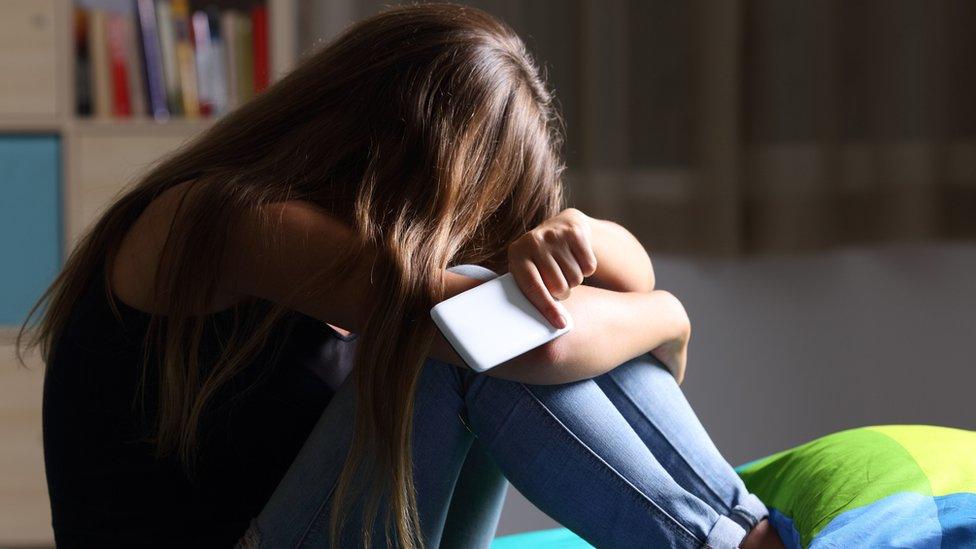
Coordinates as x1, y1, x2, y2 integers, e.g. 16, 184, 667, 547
492, 425, 976, 548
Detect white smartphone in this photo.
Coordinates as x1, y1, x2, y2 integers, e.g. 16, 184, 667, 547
430, 272, 573, 372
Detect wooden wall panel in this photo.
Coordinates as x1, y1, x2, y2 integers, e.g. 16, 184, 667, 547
66, 129, 196, 248
0, 342, 51, 546
0, 1, 59, 117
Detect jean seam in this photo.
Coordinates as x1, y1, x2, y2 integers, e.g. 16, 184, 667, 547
467, 376, 524, 447
603, 373, 735, 516
517, 383, 704, 547
294, 466, 342, 547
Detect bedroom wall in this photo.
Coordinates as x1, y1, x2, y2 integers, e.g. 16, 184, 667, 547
496, 243, 976, 535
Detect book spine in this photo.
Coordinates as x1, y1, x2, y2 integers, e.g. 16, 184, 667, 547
89, 10, 112, 118
106, 14, 132, 117
237, 15, 254, 104
191, 11, 214, 117
221, 11, 239, 110
251, 5, 269, 93
122, 15, 147, 117
74, 8, 92, 116
135, 0, 169, 120
171, 0, 199, 118
206, 8, 228, 116
156, 0, 183, 115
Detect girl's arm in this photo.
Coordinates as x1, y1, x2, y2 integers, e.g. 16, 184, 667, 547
499, 207, 688, 383
221, 201, 486, 333
223, 201, 688, 384
587, 215, 656, 293
505, 208, 657, 329
473, 286, 689, 385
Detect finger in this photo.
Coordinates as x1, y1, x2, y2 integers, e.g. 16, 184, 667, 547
567, 229, 598, 277
510, 258, 567, 329
532, 251, 571, 301
552, 246, 584, 289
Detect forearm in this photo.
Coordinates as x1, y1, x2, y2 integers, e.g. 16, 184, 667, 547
486, 285, 689, 385
586, 216, 655, 293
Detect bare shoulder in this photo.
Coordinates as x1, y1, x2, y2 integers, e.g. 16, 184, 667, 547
222, 198, 376, 331
112, 182, 356, 315
110, 180, 243, 313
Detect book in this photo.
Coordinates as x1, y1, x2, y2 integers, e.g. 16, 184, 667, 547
74, 1, 271, 120
106, 13, 132, 117
171, 0, 200, 118
251, 5, 269, 93
122, 16, 147, 118
191, 10, 214, 116
221, 10, 240, 109
206, 7, 229, 116
135, 0, 169, 120
74, 8, 92, 116
236, 14, 254, 104
156, 0, 183, 115
88, 9, 112, 118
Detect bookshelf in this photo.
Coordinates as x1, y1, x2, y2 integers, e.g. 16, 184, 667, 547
0, 0, 299, 544
0, 0, 299, 246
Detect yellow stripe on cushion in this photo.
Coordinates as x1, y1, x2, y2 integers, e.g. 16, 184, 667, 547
868, 425, 976, 496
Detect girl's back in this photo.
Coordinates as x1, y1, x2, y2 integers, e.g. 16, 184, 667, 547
43, 264, 354, 546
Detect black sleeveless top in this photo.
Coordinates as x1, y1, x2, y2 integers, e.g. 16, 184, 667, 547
43, 267, 356, 547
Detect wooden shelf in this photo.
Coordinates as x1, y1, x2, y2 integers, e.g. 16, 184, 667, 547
0, 116, 64, 133
0, 0, 297, 139
69, 117, 214, 135
0, 116, 217, 135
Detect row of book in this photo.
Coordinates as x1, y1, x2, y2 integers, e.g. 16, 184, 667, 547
75, 0, 270, 120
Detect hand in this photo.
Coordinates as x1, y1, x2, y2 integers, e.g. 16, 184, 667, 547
508, 208, 598, 329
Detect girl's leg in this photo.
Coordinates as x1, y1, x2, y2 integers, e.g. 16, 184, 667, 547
245, 358, 751, 548
595, 354, 769, 532
244, 359, 482, 548
464, 365, 751, 548
438, 439, 508, 549
420, 262, 509, 549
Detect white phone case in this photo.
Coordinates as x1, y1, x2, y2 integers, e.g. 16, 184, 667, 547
430, 272, 573, 372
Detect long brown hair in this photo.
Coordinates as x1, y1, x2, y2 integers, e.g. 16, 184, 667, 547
20, 3, 564, 547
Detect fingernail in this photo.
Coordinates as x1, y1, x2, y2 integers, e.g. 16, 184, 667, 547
554, 305, 569, 328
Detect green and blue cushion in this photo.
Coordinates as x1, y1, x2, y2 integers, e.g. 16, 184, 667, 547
492, 425, 976, 548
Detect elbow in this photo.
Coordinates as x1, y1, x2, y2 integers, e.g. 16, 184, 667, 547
529, 336, 602, 385
537, 335, 568, 369
637, 250, 655, 293
489, 336, 587, 385
664, 290, 690, 331
647, 255, 656, 292
515, 336, 567, 372
636, 269, 656, 294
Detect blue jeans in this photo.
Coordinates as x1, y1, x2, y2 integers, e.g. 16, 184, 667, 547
241, 354, 768, 548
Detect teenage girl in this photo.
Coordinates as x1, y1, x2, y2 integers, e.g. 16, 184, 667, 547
23, 4, 783, 548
